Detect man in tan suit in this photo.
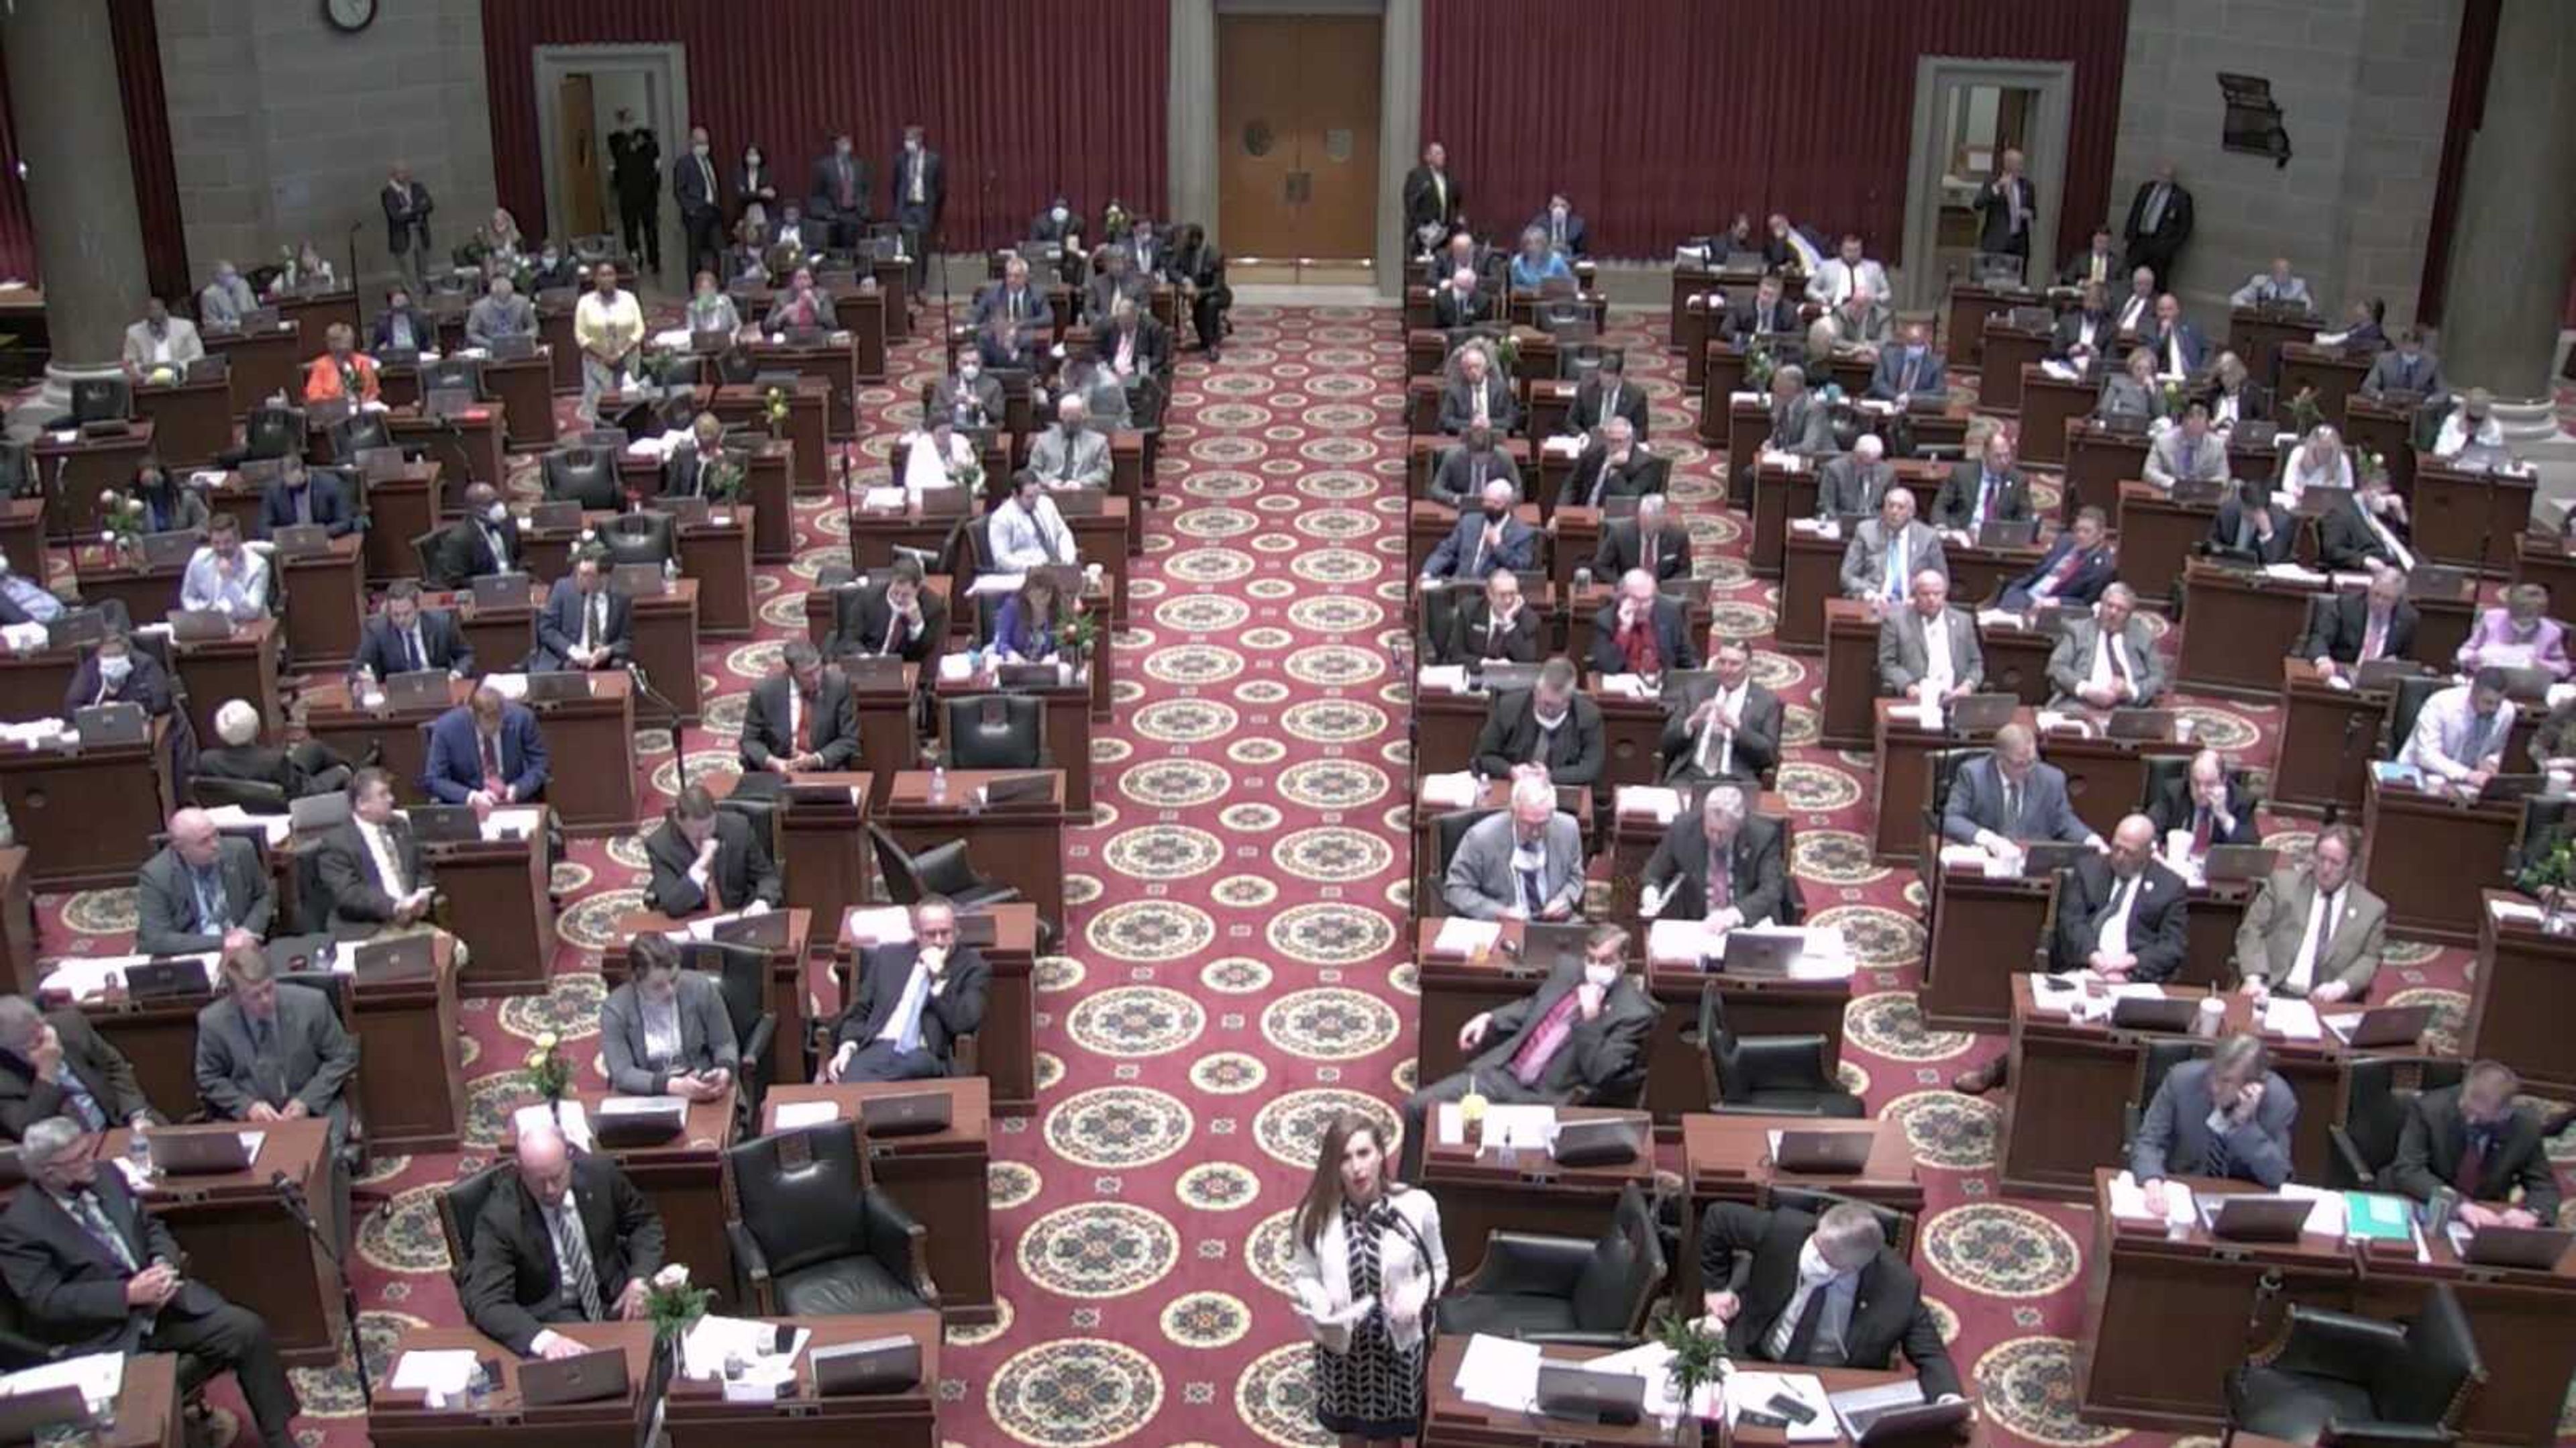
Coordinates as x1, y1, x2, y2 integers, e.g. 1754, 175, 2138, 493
2233, 824, 2387, 1002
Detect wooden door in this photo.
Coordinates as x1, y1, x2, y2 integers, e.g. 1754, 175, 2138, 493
558, 73, 606, 236
1216, 15, 1381, 263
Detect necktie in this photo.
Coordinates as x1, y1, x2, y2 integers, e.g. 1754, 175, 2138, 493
793, 691, 814, 754
1902, 354, 1920, 394
1978, 475, 1998, 525
2145, 185, 2168, 233
1709, 841, 1733, 909
405, 628, 424, 674
2457, 1131, 2490, 1198
551, 1204, 604, 1320
2003, 782, 2022, 833
2099, 877, 2133, 930
294, 488, 313, 525
1507, 990, 1582, 1086
1641, 533, 1656, 577
890, 963, 933, 1053
482, 732, 503, 791
2361, 613, 2387, 662
72, 1193, 137, 1272
1885, 536, 1907, 603
1602, 384, 1617, 424
2315, 890, 2341, 966
837, 160, 853, 209
192, 865, 229, 933
1472, 384, 1488, 427
1519, 864, 1544, 916
586, 595, 604, 653
57, 1071, 105, 1131
883, 612, 907, 656
2192, 807, 2214, 853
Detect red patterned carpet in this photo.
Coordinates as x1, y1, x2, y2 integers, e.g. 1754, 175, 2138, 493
30, 301, 2552, 1447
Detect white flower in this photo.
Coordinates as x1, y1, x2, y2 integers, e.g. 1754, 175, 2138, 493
651, 1263, 689, 1290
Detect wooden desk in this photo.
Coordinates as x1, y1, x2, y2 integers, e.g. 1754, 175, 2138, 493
1421, 1106, 1656, 1278
360, 461, 444, 582
2275, 343, 2370, 427
839, 902, 1040, 1117
2351, 1199, 2576, 1447
108, 1118, 344, 1366
1870, 699, 2029, 863
167, 616, 286, 756
1426, 1341, 1968, 1448
274, 533, 367, 667
540, 303, 580, 394
130, 373, 234, 466
484, 352, 557, 450
1778, 527, 1845, 652
879, 770, 1067, 931
272, 287, 360, 350
1977, 613, 2057, 706
2175, 560, 2322, 699
2113, 480, 2214, 607
2467, 891, 2576, 1096
1696, 343, 1747, 442
931, 666, 1092, 812
101, 1352, 186, 1448
0, 644, 78, 725
347, 936, 470, 1152
2272, 659, 2391, 815
2044, 725, 2197, 837
1677, 1112, 1922, 1306
33, 422, 157, 539
2229, 306, 2324, 385
2017, 368, 2096, 469
1921, 860, 2051, 1031
301, 676, 462, 807
531, 671, 639, 832
2413, 454, 2535, 575
1945, 282, 2041, 372
390, 407, 507, 500
662, 1312, 941, 1448
2061, 421, 2149, 525
710, 382, 830, 495
606, 906, 815, 1089
371, 1322, 651, 1446
759, 1079, 996, 1325
2361, 774, 2517, 945
846, 501, 969, 594
1978, 315, 2052, 413
2512, 531, 2576, 609
1820, 599, 1879, 750
1411, 679, 1498, 779
416, 817, 555, 997
0, 722, 174, 889
751, 335, 863, 436
1640, 937, 1849, 1128
2342, 393, 2422, 501
527, 1090, 735, 1309
202, 321, 301, 415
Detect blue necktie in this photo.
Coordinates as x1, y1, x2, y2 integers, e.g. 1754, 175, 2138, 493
891, 964, 933, 1053
1519, 866, 1544, 916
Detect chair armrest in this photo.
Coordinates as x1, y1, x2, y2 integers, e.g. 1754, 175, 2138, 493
2377, 1284, 2485, 1427
2267, 1305, 2412, 1384
740, 1015, 777, 1092
859, 1191, 942, 1309
1452, 1231, 1594, 1300
913, 840, 984, 897
2327, 1125, 2377, 1190
725, 1219, 774, 1313
1735, 1035, 1837, 1094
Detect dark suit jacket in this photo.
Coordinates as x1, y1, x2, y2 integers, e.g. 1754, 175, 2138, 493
1867, 347, 1948, 401
1658, 682, 1782, 787
464, 1154, 667, 1356
531, 580, 633, 669
2390, 1086, 2561, 1218
258, 473, 358, 538
828, 584, 949, 664
1097, 318, 1169, 377
193, 986, 358, 1123
890, 146, 945, 224
1570, 376, 1649, 438
314, 816, 432, 941
2050, 309, 2116, 363
354, 609, 474, 680
1402, 165, 1461, 236
1593, 518, 1690, 582
0, 1170, 225, 1354
1432, 286, 1494, 331
1720, 295, 1800, 346
835, 943, 992, 1073
424, 701, 549, 804
2210, 500, 2296, 564
1559, 445, 1662, 511
1440, 597, 1543, 667
1931, 462, 2033, 531
969, 283, 1052, 335
429, 515, 522, 588
1974, 173, 2036, 254
135, 837, 274, 954
381, 179, 433, 252
2052, 856, 2188, 981
2316, 497, 2410, 572
1471, 690, 1605, 786
1079, 272, 1150, 327
672, 152, 722, 217
1462, 962, 1656, 1103
1438, 374, 1517, 435
2300, 592, 2419, 666
661, 440, 731, 499
642, 813, 782, 917
1645, 814, 1786, 925
1589, 597, 1703, 674
805, 154, 871, 221
62, 650, 174, 721
2123, 179, 2195, 253
0, 1012, 155, 1139
1998, 535, 2117, 608
1428, 446, 1522, 510
1422, 512, 1536, 580
739, 670, 860, 771
370, 306, 433, 352
1697, 1202, 1960, 1400
2146, 776, 2263, 846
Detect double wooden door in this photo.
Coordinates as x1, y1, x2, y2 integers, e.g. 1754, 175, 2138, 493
1216, 15, 1382, 265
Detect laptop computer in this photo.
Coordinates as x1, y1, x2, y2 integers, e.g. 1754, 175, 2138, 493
2021, 840, 2094, 876
994, 663, 1061, 689
593, 1099, 687, 1149
1718, 929, 1805, 976
167, 609, 237, 643
1473, 663, 1544, 695
2105, 709, 2177, 741
2353, 658, 2430, 689
1837, 1392, 1976, 1447
2200, 844, 2279, 883
523, 672, 596, 704
2459, 1225, 2573, 1270
709, 911, 794, 949
2477, 774, 2550, 805
2200, 1194, 2315, 1242
378, 669, 451, 711
72, 703, 149, 748
124, 957, 211, 998
406, 804, 482, 843
1534, 1363, 1646, 1427
1976, 518, 2040, 549
978, 772, 1056, 807
1774, 1129, 1875, 1174
148, 1127, 255, 1176
44, 609, 109, 652
470, 572, 534, 611
488, 333, 538, 362
139, 528, 204, 568
2323, 1003, 2433, 1048
2108, 996, 2200, 1032
270, 523, 333, 559
1509, 923, 1593, 972
354, 445, 411, 479
858, 1090, 954, 1138
1946, 693, 2020, 734
288, 791, 352, 833
519, 1347, 631, 1406
659, 495, 712, 527
810, 1335, 924, 1396
352, 933, 436, 983
1550, 1117, 1644, 1168
2234, 419, 2280, 449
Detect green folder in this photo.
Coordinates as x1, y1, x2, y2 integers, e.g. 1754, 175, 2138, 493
2344, 1191, 2415, 1242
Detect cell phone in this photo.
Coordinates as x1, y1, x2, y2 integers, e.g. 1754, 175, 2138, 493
1738, 1410, 1790, 1430
771, 1324, 796, 1355
1767, 1392, 1819, 1425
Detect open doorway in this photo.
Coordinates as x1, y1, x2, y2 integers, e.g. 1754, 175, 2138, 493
1898, 58, 2072, 313
532, 44, 691, 294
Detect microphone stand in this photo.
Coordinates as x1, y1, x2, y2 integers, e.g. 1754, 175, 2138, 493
629, 662, 687, 785
272, 1171, 372, 1406
841, 386, 865, 574
345, 220, 364, 312
2325, 708, 2366, 828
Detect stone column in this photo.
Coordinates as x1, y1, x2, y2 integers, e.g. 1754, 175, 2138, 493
2436, 0, 2576, 396
1167, 0, 1218, 240
1, 1, 150, 372
1375, 0, 1422, 300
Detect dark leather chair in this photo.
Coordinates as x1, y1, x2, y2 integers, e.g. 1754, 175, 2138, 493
1923, 746, 1990, 835
2329, 1057, 2465, 1190
1437, 1181, 1662, 1347
242, 405, 307, 462
943, 694, 1045, 770
724, 1126, 939, 1316
1419, 583, 1464, 660
2226, 1282, 2485, 1447
292, 843, 341, 937
541, 447, 620, 511
597, 510, 677, 569
0, 1276, 61, 1370
410, 529, 445, 582
863, 821, 1020, 914
2122, 1037, 2212, 1153
2388, 676, 2448, 759
679, 941, 780, 1114
188, 774, 288, 813
1697, 980, 1863, 1117
421, 358, 482, 399
331, 412, 392, 459
0, 439, 31, 500
433, 1163, 512, 1296
1426, 807, 1499, 919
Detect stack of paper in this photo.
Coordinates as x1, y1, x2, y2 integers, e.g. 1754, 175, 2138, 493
672, 906, 772, 941
1648, 919, 1709, 965
1594, 673, 1653, 699
1419, 772, 1480, 810
844, 906, 914, 945
482, 806, 544, 843
515, 1099, 593, 1152
2106, 1170, 2195, 1225
1582, 1341, 1721, 1424
1975, 609, 2025, 630
772, 1100, 841, 1131
1431, 919, 1502, 957
1452, 1334, 1542, 1413
2261, 562, 2330, 584
1415, 665, 1470, 694
680, 1314, 810, 1385
967, 573, 1025, 597
2261, 996, 2322, 1040
0, 622, 47, 652
2489, 897, 2545, 925
0, 1351, 123, 1414
484, 672, 531, 701
861, 486, 908, 511
1617, 786, 1684, 823
1541, 435, 1585, 458
388, 1349, 479, 1398
203, 805, 294, 847
1784, 926, 1857, 979
2275, 1183, 2347, 1236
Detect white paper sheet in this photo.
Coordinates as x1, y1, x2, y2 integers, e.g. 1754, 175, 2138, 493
2106, 1170, 2195, 1225
598, 1095, 686, 1116
680, 1314, 810, 1383
1418, 772, 1479, 810
0, 1351, 125, 1412
481, 806, 544, 843
1617, 786, 1683, 824
203, 805, 294, 847
771, 1100, 841, 1130
514, 1099, 592, 1152
1415, 665, 1469, 694
2261, 997, 2322, 1040
843, 905, 914, 945
1452, 1334, 1543, 1413
1431, 919, 1502, 957
388, 1349, 480, 1396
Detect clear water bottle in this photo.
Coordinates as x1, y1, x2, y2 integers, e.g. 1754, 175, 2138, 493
930, 762, 947, 802
125, 1122, 151, 1180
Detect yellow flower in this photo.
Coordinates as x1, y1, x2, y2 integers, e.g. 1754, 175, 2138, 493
534, 1031, 558, 1051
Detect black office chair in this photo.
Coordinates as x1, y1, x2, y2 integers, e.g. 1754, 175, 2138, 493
863, 821, 1022, 915
1697, 980, 1864, 1117
2225, 1281, 2485, 1447
2122, 1038, 2214, 1153
1426, 807, 1499, 919
680, 941, 779, 1115
1768, 1187, 1915, 1260
2387, 676, 2448, 759
724, 1126, 939, 1316
597, 510, 677, 570
2511, 796, 2571, 878
292, 843, 342, 938
331, 412, 392, 460
0, 439, 32, 500
187, 774, 289, 814
540, 446, 620, 510
410, 528, 446, 582
433, 1163, 512, 1296
242, 405, 307, 462
943, 694, 1046, 771
1436, 1181, 1663, 1347
421, 358, 483, 399
2328, 1057, 2466, 1190
1419, 582, 1464, 660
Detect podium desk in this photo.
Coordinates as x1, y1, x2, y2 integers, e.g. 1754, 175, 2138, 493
2175, 560, 2322, 698
2114, 480, 2218, 607
1668, 264, 1723, 368
0, 643, 77, 724
202, 319, 301, 415
759, 1079, 995, 1326
130, 372, 233, 466
932, 664, 1093, 811
271, 286, 358, 350
539, 301, 580, 393
1063, 495, 1133, 621
515, 1090, 736, 1308
303, 676, 464, 806
2342, 393, 2422, 502
32, 421, 158, 539
2078, 1169, 2359, 1434
1411, 676, 1503, 779
105, 1119, 345, 1367
744, 440, 797, 562
1921, 858, 2052, 1030
606, 907, 816, 1090
879, 770, 1067, 929
168, 617, 287, 756
359, 460, 444, 582
839, 902, 1040, 1117
2352, 1203, 2576, 1447
1696, 342, 1747, 439
390, 406, 506, 504
710, 381, 831, 494
1977, 613, 2057, 707
482, 351, 557, 450
1978, 315, 2053, 414
751, 334, 862, 436
1676, 1112, 1922, 1308
347, 934, 471, 1151
275, 533, 367, 667
1945, 282, 2041, 372
1421, 1106, 1657, 1278
416, 817, 555, 998
1639, 935, 1849, 1129
531, 671, 639, 832
840, 656, 922, 807
99, 1353, 188, 1448
2275, 342, 2371, 428
2229, 305, 2322, 386
1778, 526, 1845, 652
1725, 399, 1771, 510
69, 545, 186, 633
663, 510, 756, 636
2273, 660, 2392, 814
661, 1312, 943, 1448
1544, 505, 1602, 600
1870, 699, 2031, 864
1946, 537, 2049, 609
1527, 376, 1575, 443
2361, 776, 2517, 945
1821, 599, 1878, 749
0, 721, 174, 889
2467, 891, 2576, 1096
771, 773, 875, 953
2063, 420, 2149, 524
2018, 367, 2096, 470
847, 500, 970, 590
370, 1323, 651, 1447
1595, 688, 1676, 795
840, 289, 891, 384
2512, 531, 2576, 613
2414, 455, 2536, 575
0, 849, 32, 996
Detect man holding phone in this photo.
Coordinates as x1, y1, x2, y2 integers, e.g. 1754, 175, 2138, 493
1695, 1198, 1962, 1402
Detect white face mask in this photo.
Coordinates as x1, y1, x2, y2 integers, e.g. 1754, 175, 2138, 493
1583, 963, 1620, 990
99, 656, 132, 683
693, 143, 709, 157
959, 362, 980, 379
1051, 206, 1068, 223
485, 503, 508, 525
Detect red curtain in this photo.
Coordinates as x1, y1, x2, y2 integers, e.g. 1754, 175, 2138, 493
482, 0, 1168, 255
0, 0, 189, 297
1419, 0, 2130, 266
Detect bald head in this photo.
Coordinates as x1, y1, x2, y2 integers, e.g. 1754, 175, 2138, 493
516, 1123, 574, 1209
170, 808, 219, 868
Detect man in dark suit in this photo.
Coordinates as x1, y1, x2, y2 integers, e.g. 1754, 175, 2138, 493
931, 357, 1007, 433
136, 808, 274, 955
1081, 246, 1152, 329
2051, 815, 2188, 980
1694, 1200, 1962, 1402
672, 124, 726, 279
2051, 282, 2118, 370
1096, 295, 1169, 388
1590, 569, 1702, 676
740, 641, 859, 775
2133, 1034, 2297, 1202
2391, 1061, 2561, 1226
1593, 494, 1690, 582
2144, 293, 2207, 378
2316, 476, 2414, 574
802, 132, 869, 252
1867, 321, 1947, 402
826, 897, 990, 1082
1441, 570, 1544, 668
256, 458, 358, 539
1429, 423, 1521, 510
424, 684, 549, 811
1531, 193, 1587, 257
828, 556, 949, 664
529, 551, 631, 672
381, 164, 434, 291
607, 109, 661, 272
1998, 507, 2116, 609
464, 1120, 665, 1359
1559, 418, 1660, 511
1398, 927, 1656, 1178
193, 937, 360, 1161
971, 255, 1052, 344
2121, 160, 2194, 291
430, 482, 523, 588
1762, 366, 1835, 460
1568, 351, 1648, 439
1421, 478, 1536, 583
2149, 749, 2263, 850
1661, 641, 1780, 789
890, 125, 945, 291
0, 1117, 301, 1444
1720, 274, 1799, 347
316, 769, 436, 941
2302, 570, 2418, 677
644, 785, 782, 918
1439, 346, 1515, 436
660, 412, 734, 500
1931, 433, 2032, 535
2060, 225, 2125, 290
0, 999, 157, 1139
1815, 435, 1896, 521
1973, 148, 2035, 271
354, 580, 474, 681
1431, 265, 1491, 331
1401, 141, 1461, 254
2209, 483, 2297, 565
1471, 660, 1604, 790
199, 700, 350, 803
1644, 784, 1786, 927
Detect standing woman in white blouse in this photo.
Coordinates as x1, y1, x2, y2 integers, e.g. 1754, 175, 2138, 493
1291, 1113, 1448, 1448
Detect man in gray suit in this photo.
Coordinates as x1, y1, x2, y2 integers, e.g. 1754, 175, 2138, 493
197, 261, 258, 328
2360, 328, 2447, 405
2233, 823, 2386, 1002
1764, 365, 1836, 457
1662, 640, 1781, 788
1876, 568, 1984, 701
598, 933, 737, 1102
2132, 1033, 2297, 1211
2143, 403, 2228, 490
2227, 258, 2312, 309
1443, 775, 1585, 922
464, 274, 536, 351
1941, 723, 2102, 854
1028, 395, 1112, 489
136, 809, 274, 955
121, 297, 205, 377
2044, 584, 2167, 709
1815, 434, 1895, 520
193, 934, 359, 1251
1839, 487, 1947, 606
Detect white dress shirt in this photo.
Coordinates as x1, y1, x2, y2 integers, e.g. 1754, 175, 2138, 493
2086, 630, 2139, 700
1920, 612, 1955, 692
987, 496, 1077, 570
2096, 872, 2140, 960
1696, 682, 1748, 776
